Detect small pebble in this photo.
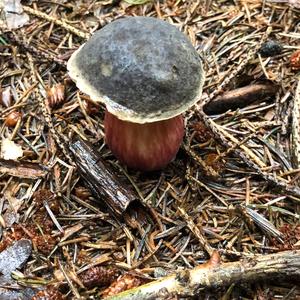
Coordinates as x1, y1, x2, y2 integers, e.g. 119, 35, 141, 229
259, 40, 283, 57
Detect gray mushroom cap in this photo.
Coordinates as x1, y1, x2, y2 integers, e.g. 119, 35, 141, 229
67, 17, 205, 123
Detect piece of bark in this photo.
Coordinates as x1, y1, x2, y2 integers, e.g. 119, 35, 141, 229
0, 239, 36, 300
203, 83, 279, 115
104, 250, 300, 300
0, 239, 32, 278
69, 138, 139, 216
0, 159, 47, 179
292, 80, 300, 168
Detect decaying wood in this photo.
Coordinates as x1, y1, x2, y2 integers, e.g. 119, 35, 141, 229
0, 159, 47, 179
69, 138, 139, 216
105, 250, 300, 300
203, 83, 279, 115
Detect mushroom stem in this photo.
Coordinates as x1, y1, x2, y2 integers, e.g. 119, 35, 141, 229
104, 110, 184, 171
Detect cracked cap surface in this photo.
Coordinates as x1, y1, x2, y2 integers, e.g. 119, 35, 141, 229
67, 16, 205, 123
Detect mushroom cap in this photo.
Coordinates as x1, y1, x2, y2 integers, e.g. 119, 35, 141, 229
67, 17, 205, 123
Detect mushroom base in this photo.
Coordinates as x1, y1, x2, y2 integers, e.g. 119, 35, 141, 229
104, 111, 184, 171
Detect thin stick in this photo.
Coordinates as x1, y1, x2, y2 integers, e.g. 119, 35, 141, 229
23, 6, 90, 39
178, 207, 215, 256
203, 83, 279, 115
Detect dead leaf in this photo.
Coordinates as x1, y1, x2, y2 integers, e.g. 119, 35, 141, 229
0, 0, 30, 31
1, 138, 23, 160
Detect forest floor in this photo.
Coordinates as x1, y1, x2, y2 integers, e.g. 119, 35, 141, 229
0, 0, 300, 299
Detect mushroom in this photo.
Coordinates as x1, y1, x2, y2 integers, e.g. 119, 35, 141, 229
67, 17, 205, 171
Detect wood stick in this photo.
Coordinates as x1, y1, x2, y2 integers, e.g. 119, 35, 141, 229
0, 159, 47, 179
69, 138, 138, 216
203, 83, 279, 115
105, 250, 300, 299
23, 6, 90, 39
178, 207, 215, 256
291, 80, 300, 168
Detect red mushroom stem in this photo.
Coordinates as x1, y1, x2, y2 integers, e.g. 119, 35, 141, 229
104, 110, 184, 171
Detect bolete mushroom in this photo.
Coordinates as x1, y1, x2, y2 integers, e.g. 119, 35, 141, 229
67, 17, 205, 171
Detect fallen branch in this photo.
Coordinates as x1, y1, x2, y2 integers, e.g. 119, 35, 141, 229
203, 83, 279, 115
105, 250, 300, 300
0, 159, 47, 179
69, 138, 139, 216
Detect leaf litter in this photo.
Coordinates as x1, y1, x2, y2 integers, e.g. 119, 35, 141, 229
0, 0, 300, 299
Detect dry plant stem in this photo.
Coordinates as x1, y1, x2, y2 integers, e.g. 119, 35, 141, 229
25, 52, 74, 167
23, 6, 90, 39
35, 91, 75, 167
105, 250, 300, 300
235, 205, 284, 243
203, 83, 279, 115
183, 144, 219, 178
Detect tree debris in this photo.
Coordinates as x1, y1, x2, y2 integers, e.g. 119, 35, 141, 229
1, 1, 300, 299
46, 84, 66, 109
69, 138, 139, 216
0, 159, 47, 178
104, 250, 300, 300
31, 286, 64, 300
203, 83, 279, 115
103, 273, 148, 298
292, 80, 300, 168
79, 266, 120, 289
0, 240, 35, 300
